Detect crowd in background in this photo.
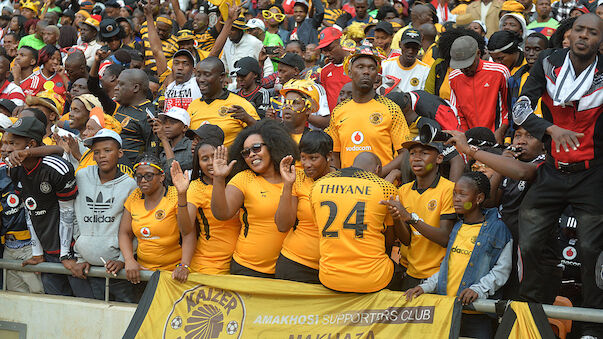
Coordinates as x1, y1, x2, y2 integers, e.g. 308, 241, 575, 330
0, 0, 600, 337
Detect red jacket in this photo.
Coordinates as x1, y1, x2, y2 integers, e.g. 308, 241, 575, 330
319, 62, 351, 112
449, 59, 510, 132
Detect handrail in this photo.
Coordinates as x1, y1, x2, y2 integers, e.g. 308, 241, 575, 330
1, 259, 603, 323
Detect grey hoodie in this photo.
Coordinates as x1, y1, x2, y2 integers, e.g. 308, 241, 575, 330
73, 165, 137, 266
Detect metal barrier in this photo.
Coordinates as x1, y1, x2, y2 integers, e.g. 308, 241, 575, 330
1, 259, 603, 324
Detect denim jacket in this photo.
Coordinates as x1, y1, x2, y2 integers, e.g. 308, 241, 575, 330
434, 208, 512, 297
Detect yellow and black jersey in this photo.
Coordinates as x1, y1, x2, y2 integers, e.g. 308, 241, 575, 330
309, 167, 397, 292
228, 170, 287, 274
124, 186, 181, 271
326, 96, 411, 169
281, 170, 320, 269
187, 178, 241, 274
140, 22, 178, 72
398, 175, 456, 279
187, 91, 260, 147
196, 27, 218, 52
323, 8, 344, 26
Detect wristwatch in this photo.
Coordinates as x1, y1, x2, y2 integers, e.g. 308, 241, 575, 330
407, 212, 423, 225
59, 254, 75, 261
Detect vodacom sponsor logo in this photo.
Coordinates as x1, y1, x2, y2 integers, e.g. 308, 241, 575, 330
346, 131, 372, 152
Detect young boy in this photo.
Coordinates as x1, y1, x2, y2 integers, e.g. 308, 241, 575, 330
153, 107, 193, 176
73, 129, 138, 302
235, 57, 270, 119
384, 138, 456, 290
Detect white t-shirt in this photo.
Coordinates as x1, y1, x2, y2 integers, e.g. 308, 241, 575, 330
164, 76, 202, 111
381, 57, 431, 92
221, 34, 274, 91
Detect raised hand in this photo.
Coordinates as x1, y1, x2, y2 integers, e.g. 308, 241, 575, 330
170, 160, 190, 195
444, 129, 470, 155
213, 145, 236, 179
279, 155, 296, 185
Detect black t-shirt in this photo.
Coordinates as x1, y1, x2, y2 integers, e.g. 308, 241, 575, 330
113, 100, 157, 164
237, 86, 270, 119
11, 156, 78, 254
499, 154, 545, 240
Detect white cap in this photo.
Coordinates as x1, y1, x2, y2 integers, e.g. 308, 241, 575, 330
246, 18, 265, 31
83, 128, 123, 147
159, 106, 191, 127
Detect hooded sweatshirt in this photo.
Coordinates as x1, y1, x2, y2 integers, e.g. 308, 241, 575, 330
73, 165, 137, 266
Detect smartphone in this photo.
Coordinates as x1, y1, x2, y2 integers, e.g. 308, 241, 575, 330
265, 46, 278, 56
146, 108, 155, 120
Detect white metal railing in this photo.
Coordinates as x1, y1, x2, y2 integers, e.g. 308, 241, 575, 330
1, 259, 603, 323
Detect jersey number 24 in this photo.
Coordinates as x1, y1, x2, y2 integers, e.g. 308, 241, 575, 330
320, 201, 367, 239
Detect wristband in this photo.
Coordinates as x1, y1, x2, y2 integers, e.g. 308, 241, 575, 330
176, 263, 192, 272
468, 145, 479, 158
178, 203, 188, 208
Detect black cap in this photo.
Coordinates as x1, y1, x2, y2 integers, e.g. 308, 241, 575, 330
116, 16, 133, 29
100, 19, 121, 39
233, 56, 261, 76
105, 0, 121, 8
5, 117, 45, 143
62, 8, 76, 20
173, 49, 196, 66
400, 28, 422, 46
185, 124, 225, 146
375, 21, 393, 35
276, 53, 305, 72
0, 99, 17, 114
466, 127, 496, 144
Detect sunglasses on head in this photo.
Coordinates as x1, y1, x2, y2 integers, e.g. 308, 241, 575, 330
262, 10, 286, 22
135, 172, 160, 182
240, 142, 266, 158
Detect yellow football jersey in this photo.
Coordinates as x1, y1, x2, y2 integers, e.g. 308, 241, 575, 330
447, 222, 482, 296
281, 170, 320, 270
124, 186, 181, 271
187, 92, 260, 147
187, 178, 241, 274
228, 170, 287, 274
398, 175, 456, 279
310, 167, 398, 292
326, 96, 410, 169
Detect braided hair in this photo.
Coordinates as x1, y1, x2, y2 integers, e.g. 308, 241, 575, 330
460, 171, 491, 200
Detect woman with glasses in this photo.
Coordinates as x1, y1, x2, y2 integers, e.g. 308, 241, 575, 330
263, 5, 290, 45
211, 119, 299, 278
274, 130, 335, 283
118, 154, 196, 284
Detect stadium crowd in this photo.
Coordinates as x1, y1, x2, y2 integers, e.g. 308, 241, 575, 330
0, 0, 600, 336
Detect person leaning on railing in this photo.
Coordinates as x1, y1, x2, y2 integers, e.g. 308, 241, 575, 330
118, 154, 196, 285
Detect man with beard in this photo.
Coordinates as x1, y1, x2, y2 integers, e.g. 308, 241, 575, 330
325, 46, 411, 177
187, 57, 259, 147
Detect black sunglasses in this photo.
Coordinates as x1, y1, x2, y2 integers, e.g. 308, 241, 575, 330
135, 173, 160, 182
240, 143, 266, 158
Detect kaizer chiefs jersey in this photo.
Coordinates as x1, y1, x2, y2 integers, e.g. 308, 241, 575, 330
11, 156, 78, 254
310, 167, 397, 292
326, 96, 411, 169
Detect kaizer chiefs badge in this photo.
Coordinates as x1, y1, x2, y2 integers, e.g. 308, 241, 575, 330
155, 209, 166, 220
369, 112, 383, 125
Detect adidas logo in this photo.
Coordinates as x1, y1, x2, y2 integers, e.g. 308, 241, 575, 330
484, 83, 490, 88
327, 72, 333, 77
85, 192, 114, 212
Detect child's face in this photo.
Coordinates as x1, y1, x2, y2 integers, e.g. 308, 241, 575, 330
408, 144, 441, 177
162, 116, 187, 140
453, 178, 482, 215
197, 144, 215, 179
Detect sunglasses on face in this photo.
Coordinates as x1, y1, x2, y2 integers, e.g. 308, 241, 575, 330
135, 172, 160, 182
262, 10, 286, 22
282, 98, 310, 111
240, 143, 266, 158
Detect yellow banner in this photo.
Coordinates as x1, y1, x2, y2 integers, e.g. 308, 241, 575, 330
124, 271, 461, 338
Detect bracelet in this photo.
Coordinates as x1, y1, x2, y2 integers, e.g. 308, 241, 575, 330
178, 203, 188, 208
176, 263, 192, 272
468, 145, 480, 158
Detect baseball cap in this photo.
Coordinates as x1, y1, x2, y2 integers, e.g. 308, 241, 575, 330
450, 36, 478, 69
294, 0, 310, 10
116, 16, 133, 29
80, 17, 100, 31
246, 18, 265, 31
276, 53, 305, 71
176, 29, 195, 42
83, 128, 123, 147
402, 136, 444, 153
375, 21, 394, 36
318, 27, 342, 49
233, 56, 261, 76
0, 99, 17, 115
172, 49, 196, 66
105, 0, 121, 8
5, 117, 45, 143
185, 123, 225, 145
159, 106, 191, 127
100, 19, 121, 39
400, 28, 422, 46
466, 126, 496, 144
62, 8, 76, 20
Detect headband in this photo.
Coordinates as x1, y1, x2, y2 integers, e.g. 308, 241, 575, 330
156, 17, 173, 26
133, 161, 164, 173
488, 41, 515, 54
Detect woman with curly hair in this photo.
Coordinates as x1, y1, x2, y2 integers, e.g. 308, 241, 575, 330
211, 119, 299, 278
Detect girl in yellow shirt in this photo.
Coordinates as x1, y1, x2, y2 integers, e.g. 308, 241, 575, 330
275, 130, 337, 283
119, 154, 196, 284
185, 124, 241, 274
211, 120, 299, 278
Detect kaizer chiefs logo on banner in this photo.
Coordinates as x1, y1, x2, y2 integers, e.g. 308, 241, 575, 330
163, 285, 246, 339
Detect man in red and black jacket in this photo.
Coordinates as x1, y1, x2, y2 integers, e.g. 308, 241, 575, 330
513, 13, 602, 338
